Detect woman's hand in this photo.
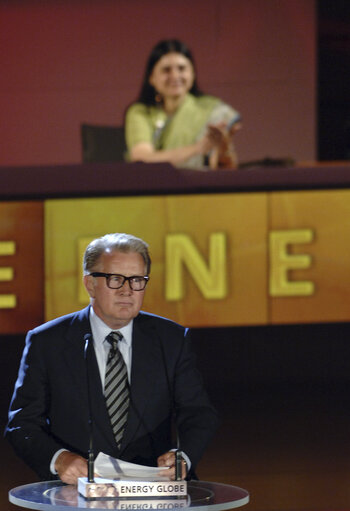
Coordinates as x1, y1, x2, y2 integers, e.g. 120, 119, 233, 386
196, 132, 216, 155
206, 121, 241, 170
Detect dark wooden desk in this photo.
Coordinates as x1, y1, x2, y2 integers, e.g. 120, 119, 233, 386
1, 161, 350, 200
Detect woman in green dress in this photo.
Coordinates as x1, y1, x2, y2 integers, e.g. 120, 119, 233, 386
125, 39, 241, 170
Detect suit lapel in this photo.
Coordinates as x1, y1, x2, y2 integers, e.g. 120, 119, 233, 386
62, 307, 91, 403
62, 306, 117, 451
119, 313, 162, 452
62, 309, 164, 455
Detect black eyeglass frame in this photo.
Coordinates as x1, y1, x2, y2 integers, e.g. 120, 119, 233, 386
89, 272, 149, 291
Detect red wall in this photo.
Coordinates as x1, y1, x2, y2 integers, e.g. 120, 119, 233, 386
0, 0, 316, 166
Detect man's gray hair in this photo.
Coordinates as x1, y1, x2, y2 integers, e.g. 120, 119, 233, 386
83, 233, 151, 275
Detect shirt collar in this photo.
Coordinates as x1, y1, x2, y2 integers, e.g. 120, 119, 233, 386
89, 306, 133, 347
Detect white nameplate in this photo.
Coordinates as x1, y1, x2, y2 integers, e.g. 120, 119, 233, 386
78, 477, 187, 500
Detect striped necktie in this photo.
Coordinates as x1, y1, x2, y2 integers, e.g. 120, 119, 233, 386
104, 331, 130, 449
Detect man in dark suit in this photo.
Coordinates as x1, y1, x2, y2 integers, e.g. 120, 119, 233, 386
6, 233, 218, 484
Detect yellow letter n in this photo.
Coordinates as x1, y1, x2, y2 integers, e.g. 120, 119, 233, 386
166, 233, 227, 301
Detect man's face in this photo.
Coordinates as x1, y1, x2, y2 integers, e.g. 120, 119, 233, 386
84, 250, 147, 329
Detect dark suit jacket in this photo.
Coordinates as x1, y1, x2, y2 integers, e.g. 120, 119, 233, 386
6, 306, 218, 480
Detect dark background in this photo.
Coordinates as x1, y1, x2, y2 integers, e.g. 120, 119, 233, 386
318, 0, 350, 160
2, 322, 350, 511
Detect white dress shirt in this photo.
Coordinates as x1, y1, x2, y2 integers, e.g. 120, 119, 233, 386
89, 306, 133, 387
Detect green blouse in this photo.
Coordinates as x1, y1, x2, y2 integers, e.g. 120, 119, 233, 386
125, 93, 238, 169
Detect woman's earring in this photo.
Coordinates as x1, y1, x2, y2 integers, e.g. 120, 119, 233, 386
155, 93, 162, 103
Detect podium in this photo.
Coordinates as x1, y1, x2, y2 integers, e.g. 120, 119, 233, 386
9, 480, 249, 510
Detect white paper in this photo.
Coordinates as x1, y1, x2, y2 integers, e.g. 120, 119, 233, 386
94, 452, 171, 480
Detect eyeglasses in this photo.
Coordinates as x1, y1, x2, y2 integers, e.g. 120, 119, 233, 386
89, 272, 149, 291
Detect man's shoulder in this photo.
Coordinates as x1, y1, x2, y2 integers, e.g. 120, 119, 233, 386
136, 311, 187, 333
29, 306, 90, 337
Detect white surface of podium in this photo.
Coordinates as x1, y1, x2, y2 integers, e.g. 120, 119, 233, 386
9, 480, 249, 511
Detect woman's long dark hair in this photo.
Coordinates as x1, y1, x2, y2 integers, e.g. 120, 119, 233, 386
137, 39, 203, 106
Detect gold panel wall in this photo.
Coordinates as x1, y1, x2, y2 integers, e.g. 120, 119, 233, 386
0, 201, 44, 334
1, 190, 349, 334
